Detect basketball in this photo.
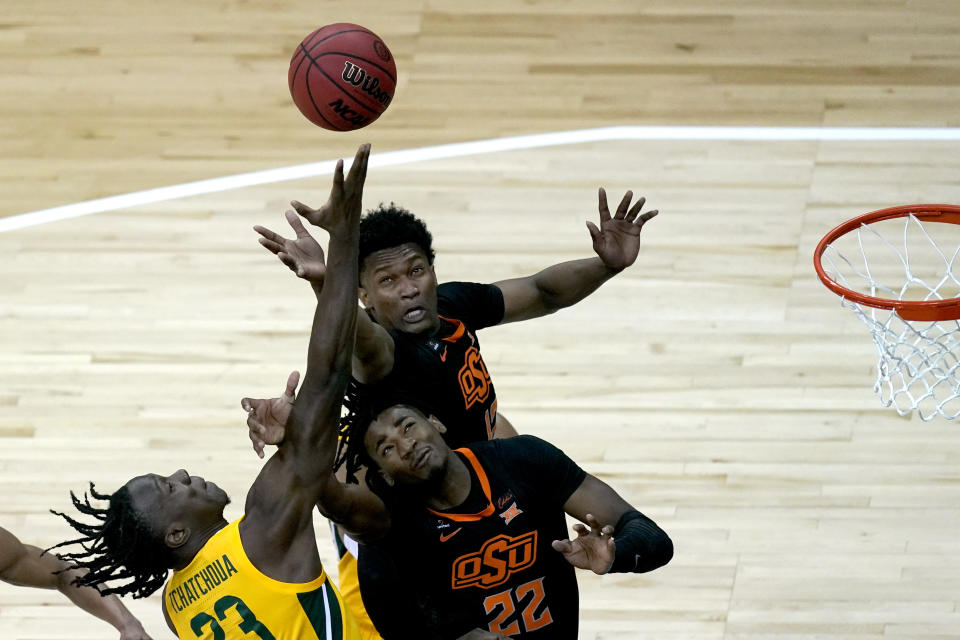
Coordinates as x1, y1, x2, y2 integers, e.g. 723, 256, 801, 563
288, 23, 397, 131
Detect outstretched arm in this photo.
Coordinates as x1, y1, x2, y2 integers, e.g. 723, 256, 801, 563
241, 144, 388, 580
254, 210, 395, 383
0, 527, 151, 639
494, 189, 657, 324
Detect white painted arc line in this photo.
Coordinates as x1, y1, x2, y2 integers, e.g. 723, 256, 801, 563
3, 125, 960, 233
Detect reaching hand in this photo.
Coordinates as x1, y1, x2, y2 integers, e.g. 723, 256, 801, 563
240, 371, 300, 459
254, 211, 326, 283
586, 188, 658, 272
551, 513, 615, 575
290, 143, 370, 239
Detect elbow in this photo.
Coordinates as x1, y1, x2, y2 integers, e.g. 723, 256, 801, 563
631, 527, 673, 574
649, 531, 673, 571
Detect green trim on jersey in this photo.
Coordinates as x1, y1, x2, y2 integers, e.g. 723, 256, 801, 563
297, 581, 345, 640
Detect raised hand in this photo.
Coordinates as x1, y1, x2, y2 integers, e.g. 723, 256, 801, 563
291, 143, 370, 239
241, 371, 300, 459
254, 210, 326, 283
551, 513, 616, 575
586, 188, 658, 272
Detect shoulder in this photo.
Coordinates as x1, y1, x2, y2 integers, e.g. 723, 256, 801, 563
437, 282, 505, 328
474, 436, 585, 497
468, 435, 555, 465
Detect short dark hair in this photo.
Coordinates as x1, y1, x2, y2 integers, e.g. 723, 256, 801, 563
47, 483, 172, 598
359, 203, 435, 276
334, 379, 435, 496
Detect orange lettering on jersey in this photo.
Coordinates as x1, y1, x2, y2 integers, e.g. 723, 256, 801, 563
458, 346, 492, 409
451, 531, 537, 590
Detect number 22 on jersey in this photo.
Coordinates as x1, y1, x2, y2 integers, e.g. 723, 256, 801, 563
483, 577, 553, 635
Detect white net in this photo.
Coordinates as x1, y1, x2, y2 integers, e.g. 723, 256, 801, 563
820, 213, 960, 420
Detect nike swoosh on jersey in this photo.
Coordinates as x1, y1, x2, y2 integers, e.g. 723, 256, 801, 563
439, 527, 462, 542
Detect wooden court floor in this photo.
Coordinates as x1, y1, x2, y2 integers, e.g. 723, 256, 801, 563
2, 2, 960, 639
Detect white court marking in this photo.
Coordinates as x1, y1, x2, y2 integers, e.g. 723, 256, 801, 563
3, 125, 960, 233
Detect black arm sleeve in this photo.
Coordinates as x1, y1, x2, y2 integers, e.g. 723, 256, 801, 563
437, 281, 505, 330
610, 509, 673, 573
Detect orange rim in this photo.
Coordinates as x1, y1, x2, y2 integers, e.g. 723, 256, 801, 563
813, 204, 960, 321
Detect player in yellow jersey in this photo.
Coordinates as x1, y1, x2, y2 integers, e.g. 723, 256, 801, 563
49, 144, 371, 640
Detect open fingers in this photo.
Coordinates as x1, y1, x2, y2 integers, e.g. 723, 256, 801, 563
585, 220, 601, 244
254, 226, 288, 254
346, 143, 370, 190
290, 198, 318, 218
283, 370, 300, 399
597, 187, 611, 222
285, 210, 312, 238
246, 412, 264, 432
584, 514, 612, 536
276, 252, 299, 274
258, 237, 285, 256
614, 191, 634, 219
635, 209, 659, 228
551, 539, 573, 554
248, 429, 266, 458
624, 196, 647, 222
584, 514, 604, 535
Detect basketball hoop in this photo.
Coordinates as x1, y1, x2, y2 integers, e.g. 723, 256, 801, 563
814, 204, 960, 420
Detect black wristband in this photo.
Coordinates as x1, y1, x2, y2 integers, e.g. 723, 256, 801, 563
610, 509, 673, 573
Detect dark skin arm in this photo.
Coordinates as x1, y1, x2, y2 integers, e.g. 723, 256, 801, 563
491, 411, 518, 438
237, 144, 383, 581
254, 193, 395, 384
553, 474, 665, 575
0, 527, 151, 639
495, 189, 657, 324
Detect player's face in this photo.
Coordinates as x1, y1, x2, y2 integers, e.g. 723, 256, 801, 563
359, 243, 439, 335
126, 469, 230, 543
364, 405, 451, 486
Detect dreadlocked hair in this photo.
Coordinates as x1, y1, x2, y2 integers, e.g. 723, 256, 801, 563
334, 378, 376, 486
47, 483, 172, 599
333, 378, 438, 498
359, 203, 435, 275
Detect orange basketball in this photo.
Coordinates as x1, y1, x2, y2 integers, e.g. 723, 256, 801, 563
288, 23, 397, 131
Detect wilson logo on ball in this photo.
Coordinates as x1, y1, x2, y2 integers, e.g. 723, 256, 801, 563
341, 62, 393, 107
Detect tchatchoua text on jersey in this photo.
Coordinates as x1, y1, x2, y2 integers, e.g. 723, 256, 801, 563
167, 554, 239, 612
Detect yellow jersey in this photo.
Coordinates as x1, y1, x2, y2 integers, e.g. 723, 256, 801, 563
164, 518, 360, 640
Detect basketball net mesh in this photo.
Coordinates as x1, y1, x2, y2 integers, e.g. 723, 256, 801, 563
820, 214, 960, 420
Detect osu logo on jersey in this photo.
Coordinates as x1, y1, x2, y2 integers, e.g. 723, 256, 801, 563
458, 345, 492, 409
451, 531, 537, 590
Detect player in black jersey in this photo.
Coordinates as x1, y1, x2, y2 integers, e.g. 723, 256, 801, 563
249, 189, 658, 450
247, 187, 658, 638
318, 388, 673, 639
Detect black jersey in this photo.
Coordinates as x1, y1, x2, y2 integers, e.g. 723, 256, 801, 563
383, 436, 587, 639
379, 281, 505, 448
